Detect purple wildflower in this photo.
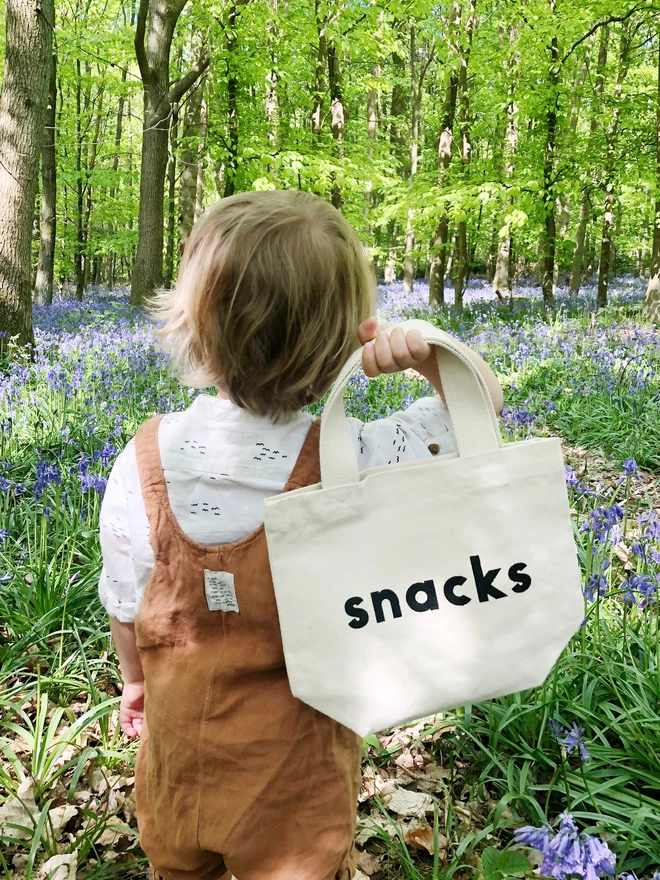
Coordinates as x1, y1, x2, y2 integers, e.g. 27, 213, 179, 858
622, 458, 638, 475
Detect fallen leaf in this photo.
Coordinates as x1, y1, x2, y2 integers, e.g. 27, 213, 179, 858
380, 784, 433, 818
96, 820, 135, 847
0, 777, 39, 841
356, 814, 394, 846
39, 853, 77, 880
88, 768, 108, 794
356, 851, 381, 875
404, 822, 448, 857
47, 805, 78, 842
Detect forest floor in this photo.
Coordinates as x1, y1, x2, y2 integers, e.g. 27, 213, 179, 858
1, 277, 660, 880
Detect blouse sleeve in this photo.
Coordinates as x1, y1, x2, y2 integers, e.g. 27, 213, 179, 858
98, 440, 142, 623
349, 396, 457, 470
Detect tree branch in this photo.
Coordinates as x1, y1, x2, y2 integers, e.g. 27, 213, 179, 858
156, 54, 211, 119
561, 4, 646, 66
135, 0, 151, 85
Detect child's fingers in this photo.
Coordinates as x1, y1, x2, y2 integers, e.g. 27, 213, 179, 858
374, 329, 400, 373
405, 329, 431, 363
387, 326, 415, 369
121, 718, 138, 738
357, 316, 378, 346
362, 340, 379, 377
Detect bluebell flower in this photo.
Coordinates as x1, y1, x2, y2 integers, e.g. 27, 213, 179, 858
584, 574, 607, 602
513, 822, 553, 850
630, 540, 645, 560
0, 528, 8, 545
0, 573, 12, 583
623, 458, 638, 475
80, 473, 108, 497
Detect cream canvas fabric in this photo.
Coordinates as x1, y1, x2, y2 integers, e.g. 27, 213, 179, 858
264, 320, 584, 737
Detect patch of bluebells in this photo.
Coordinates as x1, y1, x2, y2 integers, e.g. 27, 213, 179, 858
34, 459, 62, 502
580, 504, 624, 547
515, 812, 616, 880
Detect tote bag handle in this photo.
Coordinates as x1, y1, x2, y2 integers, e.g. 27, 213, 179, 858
320, 319, 502, 489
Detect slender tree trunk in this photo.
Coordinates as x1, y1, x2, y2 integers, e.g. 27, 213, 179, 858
328, 42, 344, 211
364, 59, 380, 245
131, 0, 210, 306
644, 35, 660, 322
35, 50, 57, 306
179, 69, 204, 246
570, 27, 608, 294
223, 3, 239, 198
403, 28, 419, 293
311, 0, 327, 138
540, 1, 559, 311
106, 69, 128, 288
195, 95, 208, 221
83, 78, 104, 294
384, 43, 408, 282
75, 59, 85, 301
429, 2, 460, 306
164, 103, 178, 288
265, 0, 279, 165
597, 28, 631, 309
493, 26, 520, 301
453, 0, 476, 311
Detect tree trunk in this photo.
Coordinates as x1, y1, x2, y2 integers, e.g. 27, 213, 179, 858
570, 27, 608, 294
644, 35, 660, 323
131, 0, 210, 306
428, 3, 460, 306
311, 0, 327, 138
35, 49, 57, 307
106, 69, 128, 288
452, 0, 476, 311
83, 77, 104, 296
223, 3, 239, 199
403, 28, 418, 293
265, 0, 279, 164
597, 27, 630, 309
164, 103, 178, 288
540, 2, 559, 311
493, 26, 520, 301
179, 66, 204, 247
328, 42, 344, 211
0, 0, 53, 349
75, 59, 85, 301
364, 58, 380, 246
195, 95, 208, 221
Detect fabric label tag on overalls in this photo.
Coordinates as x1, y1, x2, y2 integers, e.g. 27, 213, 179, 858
204, 570, 239, 612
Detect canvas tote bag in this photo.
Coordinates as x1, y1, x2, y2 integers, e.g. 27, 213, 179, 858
263, 319, 584, 737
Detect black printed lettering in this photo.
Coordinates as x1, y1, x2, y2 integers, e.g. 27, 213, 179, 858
345, 597, 369, 629
371, 590, 403, 623
406, 580, 439, 613
470, 555, 506, 602
443, 576, 470, 606
509, 562, 532, 593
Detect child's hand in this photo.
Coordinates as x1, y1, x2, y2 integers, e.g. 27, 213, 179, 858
358, 316, 431, 379
119, 681, 145, 738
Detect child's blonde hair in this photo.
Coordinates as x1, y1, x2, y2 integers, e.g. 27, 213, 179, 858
150, 190, 375, 422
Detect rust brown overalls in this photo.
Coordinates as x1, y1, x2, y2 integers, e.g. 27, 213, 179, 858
133, 416, 363, 880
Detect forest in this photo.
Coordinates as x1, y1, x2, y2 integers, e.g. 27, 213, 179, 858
2, 0, 660, 879
4, 0, 660, 341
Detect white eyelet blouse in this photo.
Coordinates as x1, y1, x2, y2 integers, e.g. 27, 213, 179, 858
98, 393, 456, 623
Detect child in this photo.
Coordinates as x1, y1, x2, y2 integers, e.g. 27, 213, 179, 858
99, 190, 503, 880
